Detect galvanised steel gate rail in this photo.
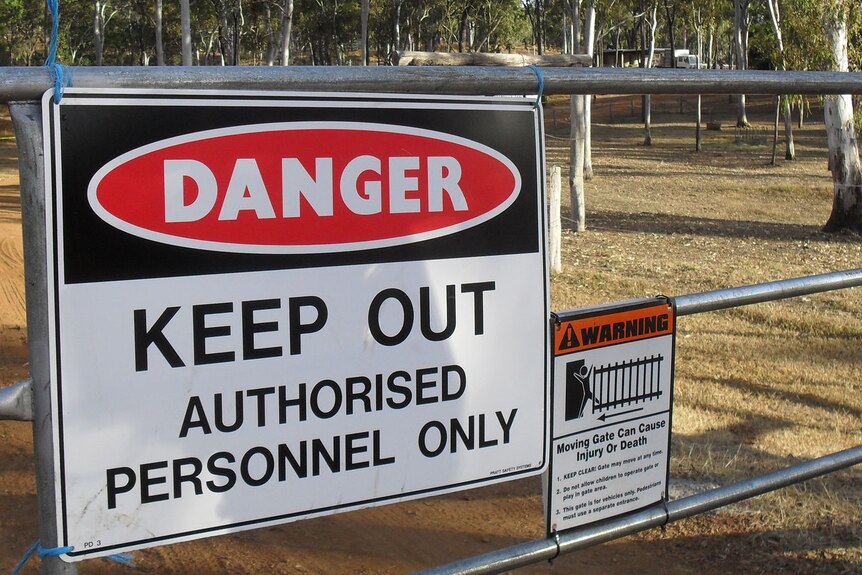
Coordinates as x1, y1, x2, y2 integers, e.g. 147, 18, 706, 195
1, 67, 862, 101
413, 268, 862, 575
0, 67, 861, 575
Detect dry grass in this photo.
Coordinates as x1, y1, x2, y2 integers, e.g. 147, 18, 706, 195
546, 94, 862, 572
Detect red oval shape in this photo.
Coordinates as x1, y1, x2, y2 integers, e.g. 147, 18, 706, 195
88, 122, 521, 253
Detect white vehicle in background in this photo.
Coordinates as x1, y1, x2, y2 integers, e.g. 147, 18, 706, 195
667, 49, 707, 69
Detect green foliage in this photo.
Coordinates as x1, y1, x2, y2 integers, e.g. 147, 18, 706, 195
0, 0, 851, 69
293, 0, 361, 65
0, 0, 45, 65
849, 2, 861, 70
778, 0, 831, 70
855, 98, 862, 140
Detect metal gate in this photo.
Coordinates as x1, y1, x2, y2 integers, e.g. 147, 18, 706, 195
1, 66, 861, 574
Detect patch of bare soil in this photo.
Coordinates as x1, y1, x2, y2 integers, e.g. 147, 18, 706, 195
1, 97, 861, 574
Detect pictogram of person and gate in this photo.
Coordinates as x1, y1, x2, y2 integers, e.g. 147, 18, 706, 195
565, 355, 664, 421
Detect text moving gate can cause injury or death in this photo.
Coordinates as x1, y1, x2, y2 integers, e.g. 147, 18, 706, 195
547, 298, 675, 534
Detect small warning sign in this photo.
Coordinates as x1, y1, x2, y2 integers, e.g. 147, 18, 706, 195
546, 298, 675, 535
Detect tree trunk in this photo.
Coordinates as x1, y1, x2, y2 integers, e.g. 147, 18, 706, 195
694, 11, 704, 151
707, 27, 713, 68
783, 101, 795, 160
536, 0, 544, 55
216, 1, 231, 65
232, 0, 243, 65
766, 0, 794, 160
549, 166, 562, 274
696, 95, 702, 152
180, 0, 192, 65
562, 5, 568, 54
264, 1, 275, 65
279, 0, 294, 65
822, 15, 862, 233
154, 0, 164, 65
642, 5, 657, 146
733, 0, 750, 127
93, 0, 104, 66
458, 6, 468, 52
570, 94, 586, 231
571, 0, 580, 54
772, 96, 780, 165
583, 2, 595, 180
663, 0, 676, 68
392, 0, 402, 55
361, 0, 370, 65
644, 95, 652, 145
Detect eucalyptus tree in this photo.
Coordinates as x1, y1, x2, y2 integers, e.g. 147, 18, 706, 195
154, 0, 164, 64
523, 0, 546, 54
641, 0, 658, 145
0, 0, 50, 65
568, 0, 596, 229
180, 0, 191, 64
477, 0, 529, 52
690, 2, 705, 150
662, 0, 676, 65
779, 0, 829, 127
582, 0, 595, 179
360, 0, 369, 64
765, 0, 795, 161
276, 0, 294, 64
732, 0, 751, 126
93, 0, 111, 65
821, 0, 862, 232
685, 0, 724, 150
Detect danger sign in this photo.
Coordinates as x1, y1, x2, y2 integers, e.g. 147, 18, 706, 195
546, 298, 675, 534
43, 89, 549, 559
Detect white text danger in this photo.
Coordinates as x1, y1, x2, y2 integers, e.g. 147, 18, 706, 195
163, 156, 468, 222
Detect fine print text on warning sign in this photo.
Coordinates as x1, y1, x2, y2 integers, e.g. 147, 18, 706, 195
44, 90, 549, 560
546, 299, 675, 534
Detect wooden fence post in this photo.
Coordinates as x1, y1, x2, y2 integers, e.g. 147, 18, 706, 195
549, 166, 562, 274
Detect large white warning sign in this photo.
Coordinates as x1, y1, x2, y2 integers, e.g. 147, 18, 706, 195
546, 298, 674, 534
43, 89, 549, 560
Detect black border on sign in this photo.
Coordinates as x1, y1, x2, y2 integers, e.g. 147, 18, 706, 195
44, 89, 550, 559
545, 296, 676, 538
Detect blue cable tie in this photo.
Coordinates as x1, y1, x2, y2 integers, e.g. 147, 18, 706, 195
108, 553, 137, 568
11, 541, 39, 575
11, 541, 75, 575
50, 63, 70, 103
38, 543, 75, 557
44, 0, 59, 66
44, 0, 70, 103
527, 64, 544, 104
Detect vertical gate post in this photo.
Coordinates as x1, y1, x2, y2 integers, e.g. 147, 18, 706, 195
10, 101, 78, 575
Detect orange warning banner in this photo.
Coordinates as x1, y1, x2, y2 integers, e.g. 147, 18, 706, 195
554, 302, 674, 356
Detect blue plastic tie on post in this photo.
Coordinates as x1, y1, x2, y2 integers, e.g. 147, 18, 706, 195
44, 0, 70, 103
38, 544, 75, 558
527, 64, 544, 105
11, 541, 75, 575
10, 540, 39, 575
45, 0, 59, 65
108, 553, 137, 568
